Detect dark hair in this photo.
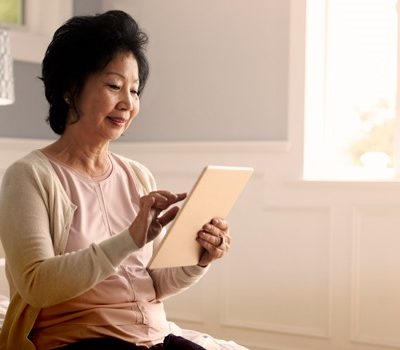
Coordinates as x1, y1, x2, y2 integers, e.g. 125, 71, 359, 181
41, 10, 149, 135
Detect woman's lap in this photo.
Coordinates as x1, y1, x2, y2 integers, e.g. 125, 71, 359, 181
58, 334, 205, 350
57, 323, 249, 350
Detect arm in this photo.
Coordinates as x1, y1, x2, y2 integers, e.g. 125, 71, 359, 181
0, 162, 139, 308
149, 264, 209, 301
148, 230, 208, 300
149, 217, 232, 300
128, 159, 230, 299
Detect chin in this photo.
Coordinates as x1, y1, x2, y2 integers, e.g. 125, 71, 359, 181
109, 133, 124, 141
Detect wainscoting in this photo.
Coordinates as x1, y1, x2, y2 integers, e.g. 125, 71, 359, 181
1, 137, 400, 350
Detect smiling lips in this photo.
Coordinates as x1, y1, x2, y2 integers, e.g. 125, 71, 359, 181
107, 116, 127, 127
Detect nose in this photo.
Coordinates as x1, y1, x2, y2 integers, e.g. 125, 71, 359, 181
118, 89, 137, 111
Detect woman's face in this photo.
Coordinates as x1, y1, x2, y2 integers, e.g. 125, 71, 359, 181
69, 51, 140, 142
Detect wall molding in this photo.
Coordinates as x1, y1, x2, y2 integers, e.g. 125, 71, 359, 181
0, 137, 290, 154
220, 319, 329, 339
220, 205, 332, 339
351, 206, 400, 348
165, 312, 205, 325
0, 137, 290, 175
111, 140, 291, 155
240, 342, 301, 350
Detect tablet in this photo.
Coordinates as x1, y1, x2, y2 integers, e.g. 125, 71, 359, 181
148, 165, 254, 269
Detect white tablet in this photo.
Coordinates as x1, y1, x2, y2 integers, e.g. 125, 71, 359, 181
148, 165, 254, 269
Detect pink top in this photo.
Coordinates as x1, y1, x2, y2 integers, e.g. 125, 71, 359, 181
30, 153, 170, 349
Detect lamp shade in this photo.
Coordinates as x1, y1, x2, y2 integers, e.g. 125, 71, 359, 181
0, 28, 14, 105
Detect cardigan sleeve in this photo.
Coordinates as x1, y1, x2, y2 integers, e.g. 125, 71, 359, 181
149, 264, 209, 300
0, 160, 139, 308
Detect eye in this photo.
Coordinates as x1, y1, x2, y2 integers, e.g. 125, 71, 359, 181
131, 89, 139, 97
108, 84, 121, 90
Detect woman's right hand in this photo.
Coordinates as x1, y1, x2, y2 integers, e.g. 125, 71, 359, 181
129, 191, 186, 248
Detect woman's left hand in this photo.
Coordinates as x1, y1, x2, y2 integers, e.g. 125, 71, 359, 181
196, 217, 231, 267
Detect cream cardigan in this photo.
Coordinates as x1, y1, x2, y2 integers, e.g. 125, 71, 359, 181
0, 150, 207, 350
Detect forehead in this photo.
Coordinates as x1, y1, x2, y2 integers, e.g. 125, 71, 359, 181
101, 52, 139, 81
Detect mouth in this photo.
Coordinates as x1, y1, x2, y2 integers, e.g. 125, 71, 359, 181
107, 116, 128, 127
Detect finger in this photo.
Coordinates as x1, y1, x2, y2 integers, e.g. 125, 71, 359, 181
201, 223, 222, 238
147, 220, 163, 242
198, 230, 224, 247
165, 192, 187, 205
150, 191, 187, 210
196, 236, 224, 257
148, 193, 169, 210
157, 206, 179, 226
211, 217, 229, 230
150, 191, 186, 202
169, 192, 187, 202
149, 193, 177, 211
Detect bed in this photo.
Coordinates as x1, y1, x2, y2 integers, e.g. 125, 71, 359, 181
0, 258, 9, 331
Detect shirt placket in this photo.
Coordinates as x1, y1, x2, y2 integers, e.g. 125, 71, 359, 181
95, 181, 147, 324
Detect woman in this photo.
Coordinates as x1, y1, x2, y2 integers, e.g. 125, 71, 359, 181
0, 10, 245, 350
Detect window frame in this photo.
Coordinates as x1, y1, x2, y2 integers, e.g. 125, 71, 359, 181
302, 0, 400, 181
8, 0, 73, 63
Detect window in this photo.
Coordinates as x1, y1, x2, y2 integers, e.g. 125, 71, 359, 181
4, 0, 73, 63
304, 0, 398, 180
0, 0, 24, 26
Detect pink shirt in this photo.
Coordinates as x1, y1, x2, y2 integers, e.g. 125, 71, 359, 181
30, 153, 170, 349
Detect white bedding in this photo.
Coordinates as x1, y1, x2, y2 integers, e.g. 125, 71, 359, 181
0, 294, 9, 329
0, 258, 8, 330
168, 322, 247, 350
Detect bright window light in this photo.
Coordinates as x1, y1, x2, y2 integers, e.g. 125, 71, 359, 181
304, 0, 398, 180
0, 0, 24, 26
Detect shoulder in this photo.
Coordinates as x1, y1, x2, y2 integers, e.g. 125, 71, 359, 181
0, 150, 56, 205
111, 153, 157, 194
3, 150, 52, 181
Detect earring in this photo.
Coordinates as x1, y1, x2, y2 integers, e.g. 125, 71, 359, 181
64, 96, 71, 105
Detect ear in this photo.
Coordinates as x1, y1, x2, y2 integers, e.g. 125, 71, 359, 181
64, 95, 71, 105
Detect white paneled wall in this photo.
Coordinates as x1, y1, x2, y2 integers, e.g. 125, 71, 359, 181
1, 138, 400, 350
352, 206, 400, 348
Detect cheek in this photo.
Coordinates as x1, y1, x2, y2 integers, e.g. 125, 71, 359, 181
131, 99, 140, 119
81, 96, 108, 117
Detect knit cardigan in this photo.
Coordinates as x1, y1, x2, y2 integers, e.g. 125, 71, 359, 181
0, 150, 207, 350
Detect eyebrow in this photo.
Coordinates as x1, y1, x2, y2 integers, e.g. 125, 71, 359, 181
105, 71, 139, 83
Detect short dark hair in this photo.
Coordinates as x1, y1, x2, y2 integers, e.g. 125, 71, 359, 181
41, 10, 149, 135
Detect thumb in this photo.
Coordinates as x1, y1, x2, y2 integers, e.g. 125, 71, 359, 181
157, 206, 179, 226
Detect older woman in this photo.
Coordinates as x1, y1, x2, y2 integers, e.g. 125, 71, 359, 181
0, 10, 245, 350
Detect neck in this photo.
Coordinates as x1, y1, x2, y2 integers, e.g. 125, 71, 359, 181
42, 133, 111, 178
